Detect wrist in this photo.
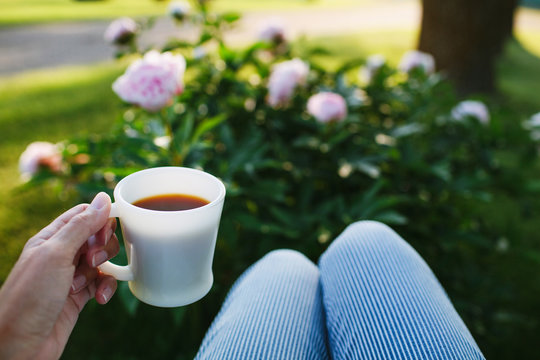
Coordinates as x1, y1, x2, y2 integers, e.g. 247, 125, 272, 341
0, 258, 42, 360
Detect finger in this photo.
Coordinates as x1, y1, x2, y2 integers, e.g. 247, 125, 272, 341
71, 259, 99, 294
72, 239, 91, 266
69, 281, 97, 314
25, 204, 88, 249
95, 274, 117, 305
49, 192, 112, 257
84, 219, 114, 266
86, 233, 120, 268
90, 218, 116, 249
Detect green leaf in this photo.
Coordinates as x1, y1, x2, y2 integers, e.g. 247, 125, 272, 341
176, 113, 195, 148
431, 162, 451, 182
372, 211, 408, 225
191, 114, 226, 144
198, 31, 213, 45
391, 123, 426, 138
171, 307, 186, 326
269, 205, 297, 227
336, 58, 366, 75
220, 12, 241, 23
353, 161, 381, 178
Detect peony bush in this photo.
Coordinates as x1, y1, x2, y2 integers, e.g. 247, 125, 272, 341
20, 2, 540, 358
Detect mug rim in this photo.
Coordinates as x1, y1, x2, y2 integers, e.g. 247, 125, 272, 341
113, 166, 226, 214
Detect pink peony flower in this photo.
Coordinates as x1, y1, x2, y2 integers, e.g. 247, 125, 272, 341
112, 50, 186, 112
19, 141, 62, 180
451, 100, 490, 125
169, 1, 191, 21
258, 18, 287, 44
307, 92, 348, 123
104, 17, 137, 45
267, 58, 309, 108
360, 54, 386, 83
398, 50, 435, 74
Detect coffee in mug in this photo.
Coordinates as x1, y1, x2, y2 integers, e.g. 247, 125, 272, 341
133, 194, 210, 211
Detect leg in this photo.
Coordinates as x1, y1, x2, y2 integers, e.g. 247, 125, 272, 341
319, 221, 485, 360
196, 250, 330, 360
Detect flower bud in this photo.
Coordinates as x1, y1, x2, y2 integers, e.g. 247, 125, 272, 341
169, 1, 191, 21
104, 17, 137, 45
258, 18, 287, 45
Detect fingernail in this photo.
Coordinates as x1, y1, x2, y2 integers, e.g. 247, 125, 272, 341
106, 223, 114, 245
72, 274, 86, 292
92, 250, 108, 268
90, 192, 109, 210
101, 286, 113, 304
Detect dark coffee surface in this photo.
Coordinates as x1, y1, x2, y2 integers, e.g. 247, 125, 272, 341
132, 194, 209, 211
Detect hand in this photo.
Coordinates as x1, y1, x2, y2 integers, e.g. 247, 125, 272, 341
0, 192, 120, 360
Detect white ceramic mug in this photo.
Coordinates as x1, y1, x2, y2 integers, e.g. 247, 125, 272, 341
99, 166, 226, 308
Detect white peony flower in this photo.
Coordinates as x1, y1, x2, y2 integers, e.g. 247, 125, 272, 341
451, 100, 490, 125
523, 112, 540, 129
360, 54, 386, 83
104, 17, 137, 45
399, 50, 435, 74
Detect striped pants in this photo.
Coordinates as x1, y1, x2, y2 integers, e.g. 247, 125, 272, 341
196, 221, 485, 359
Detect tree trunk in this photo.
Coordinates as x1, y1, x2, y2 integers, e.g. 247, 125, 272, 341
418, 0, 519, 95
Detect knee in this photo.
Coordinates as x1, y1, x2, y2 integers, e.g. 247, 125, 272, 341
251, 249, 319, 283
320, 221, 407, 265
261, 249, 316, 271
231, 249, 319, 300
344, 220, 395, 237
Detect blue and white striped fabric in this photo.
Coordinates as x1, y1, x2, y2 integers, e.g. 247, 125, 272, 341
319, 221, 485, 360
196, 221, 485, 359
195, 250, 329, 359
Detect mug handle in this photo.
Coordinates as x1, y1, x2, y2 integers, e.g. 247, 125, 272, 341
98, 202, 134, 281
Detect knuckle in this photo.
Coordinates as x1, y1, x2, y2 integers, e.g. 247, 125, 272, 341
35, 241, 71, 264
70, 211, 93, 228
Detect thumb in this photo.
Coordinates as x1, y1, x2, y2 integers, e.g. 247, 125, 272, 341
50, 192, 112, 257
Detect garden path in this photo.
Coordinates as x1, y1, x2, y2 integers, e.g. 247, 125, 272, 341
0, 2, 422, 75
0, 2, 539, 76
